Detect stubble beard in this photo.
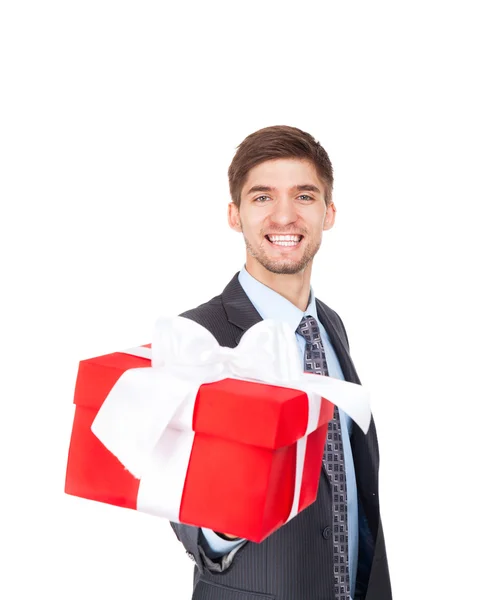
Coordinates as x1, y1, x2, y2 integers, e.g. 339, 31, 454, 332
243, 231, 322, 275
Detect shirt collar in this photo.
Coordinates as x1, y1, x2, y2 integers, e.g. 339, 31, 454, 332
238, 265, 319, 333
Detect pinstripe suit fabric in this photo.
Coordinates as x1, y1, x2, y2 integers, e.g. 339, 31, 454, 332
170, 273, 392, 600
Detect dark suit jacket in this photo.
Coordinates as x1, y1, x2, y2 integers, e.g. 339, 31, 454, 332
171, 273, 392, 600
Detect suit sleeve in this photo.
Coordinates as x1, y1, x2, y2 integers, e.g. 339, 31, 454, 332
170, 521, 205, 571
170, 521, 248, 573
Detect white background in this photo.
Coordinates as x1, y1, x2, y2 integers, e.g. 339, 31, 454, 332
1, 1, 500, 599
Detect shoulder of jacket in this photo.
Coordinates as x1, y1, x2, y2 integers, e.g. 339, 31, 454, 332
179, 294, 225, 324
178, 293, 243, 347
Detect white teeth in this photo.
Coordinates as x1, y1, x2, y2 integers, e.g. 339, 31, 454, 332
267, 234, 302, 247
268, 235, 301, 243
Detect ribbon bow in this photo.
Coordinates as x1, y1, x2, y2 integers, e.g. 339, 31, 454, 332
151, 315, 308, 383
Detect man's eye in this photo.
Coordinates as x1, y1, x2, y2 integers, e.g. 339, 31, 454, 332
298, 194, 313, 201
255, 195, 270, 202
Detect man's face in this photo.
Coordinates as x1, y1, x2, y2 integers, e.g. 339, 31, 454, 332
229, 158, 335, 275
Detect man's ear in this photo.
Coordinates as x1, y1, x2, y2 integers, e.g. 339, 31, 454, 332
323, 202, 336, 231
228, 202, 242, 232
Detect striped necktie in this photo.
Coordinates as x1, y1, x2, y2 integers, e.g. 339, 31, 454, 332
296, 314, 350, 600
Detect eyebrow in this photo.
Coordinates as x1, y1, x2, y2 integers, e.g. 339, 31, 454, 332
245, 184, 322, 196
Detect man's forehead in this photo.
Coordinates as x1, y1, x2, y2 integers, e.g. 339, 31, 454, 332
243, 158, 322, 194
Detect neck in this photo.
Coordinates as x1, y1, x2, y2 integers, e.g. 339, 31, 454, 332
245, 257, 313, 311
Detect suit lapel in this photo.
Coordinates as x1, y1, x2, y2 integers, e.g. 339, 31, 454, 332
221, 272, 264, 343
316, 298, 380, 540
315, 300, 361, 385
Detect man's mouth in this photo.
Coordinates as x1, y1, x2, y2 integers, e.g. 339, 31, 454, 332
265, 234, 303, 247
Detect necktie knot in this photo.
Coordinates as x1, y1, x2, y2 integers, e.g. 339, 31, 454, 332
296, 315, 321, 343
296, 315, 329, 377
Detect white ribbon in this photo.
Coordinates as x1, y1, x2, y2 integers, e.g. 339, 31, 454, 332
91, 316, 371, 525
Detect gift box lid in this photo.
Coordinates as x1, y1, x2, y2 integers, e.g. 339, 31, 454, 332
193, 377, 333, 450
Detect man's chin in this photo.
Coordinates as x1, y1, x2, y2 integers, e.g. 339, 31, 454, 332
244, 238, 319, 276
259, 257, 310, 275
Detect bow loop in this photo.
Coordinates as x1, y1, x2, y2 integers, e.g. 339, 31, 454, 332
151, 316, 305, 384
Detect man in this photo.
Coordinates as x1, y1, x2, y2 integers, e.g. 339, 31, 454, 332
170, 125, 392, 600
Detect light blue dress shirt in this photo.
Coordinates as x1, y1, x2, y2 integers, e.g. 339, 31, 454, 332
201, 266, 359, 593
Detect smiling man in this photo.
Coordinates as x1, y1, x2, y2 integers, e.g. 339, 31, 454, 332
170, 126, 392, 600
228, 157, 334, 309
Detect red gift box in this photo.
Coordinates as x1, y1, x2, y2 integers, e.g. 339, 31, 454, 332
65, 348, 334, 542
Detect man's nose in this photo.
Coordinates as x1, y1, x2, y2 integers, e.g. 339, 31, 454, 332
271, 198, 298, 225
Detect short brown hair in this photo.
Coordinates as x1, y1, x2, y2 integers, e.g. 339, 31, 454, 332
228, 125, 333, 208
